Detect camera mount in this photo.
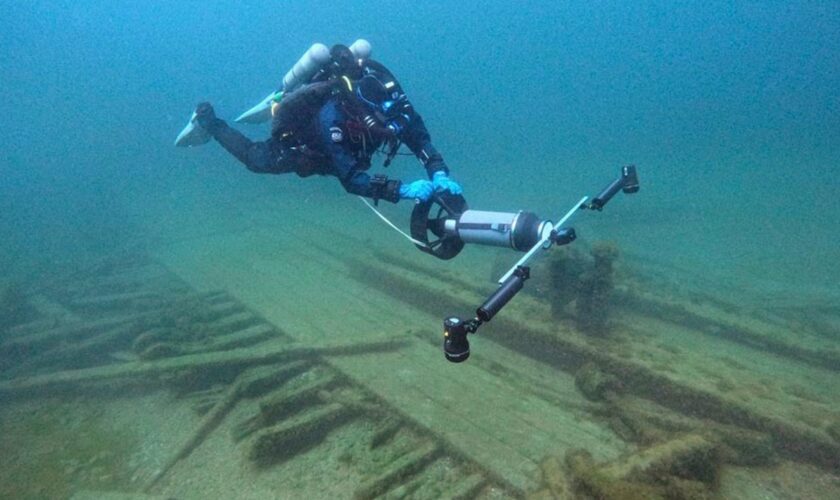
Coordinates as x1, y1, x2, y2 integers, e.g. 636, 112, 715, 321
437, 165, 640, 362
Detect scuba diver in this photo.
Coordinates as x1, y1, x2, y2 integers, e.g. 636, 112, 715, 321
189, 44, 463, 204
176, 41, 641, 363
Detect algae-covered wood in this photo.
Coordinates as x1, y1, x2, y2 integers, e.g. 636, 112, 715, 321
1, 211, 838, 498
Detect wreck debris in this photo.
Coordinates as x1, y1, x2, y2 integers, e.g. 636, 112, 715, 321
353, 442, 441, 499
576, 243, 620, 335
145, 364, 311, 490
539, 242, 621, 335
0, 338, 406, 400
348, 250, 840, 476
2, 247, 839, 498
575, 362, 622, 402
563, 434, 719, 500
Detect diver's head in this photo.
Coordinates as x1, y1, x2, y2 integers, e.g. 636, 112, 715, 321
355, 71, 404, 118
329, 44, 362, 79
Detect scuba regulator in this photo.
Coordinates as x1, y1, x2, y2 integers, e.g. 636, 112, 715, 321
408, 166, 640, 362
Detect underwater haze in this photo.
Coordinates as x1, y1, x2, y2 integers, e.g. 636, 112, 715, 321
1, 0, 838, 287
1, 1, 839, 499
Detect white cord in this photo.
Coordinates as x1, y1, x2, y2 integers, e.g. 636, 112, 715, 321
358, 196, 430, 248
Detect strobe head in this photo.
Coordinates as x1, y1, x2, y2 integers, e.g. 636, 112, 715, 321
621, 165, 639, 194
443, 317, 471, 363
588, 165, 640, 210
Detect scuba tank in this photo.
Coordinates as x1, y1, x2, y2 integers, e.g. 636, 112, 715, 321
175, 39, 372, 147
348, 39, 372, 61
235, 39, 372, 124
234, 43, 330, 124
282, 43, 331, 93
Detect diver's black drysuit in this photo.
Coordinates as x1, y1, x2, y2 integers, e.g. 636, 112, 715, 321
197, 60, 448, 204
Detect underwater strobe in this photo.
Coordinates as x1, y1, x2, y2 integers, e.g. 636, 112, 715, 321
420, 165, 640, 362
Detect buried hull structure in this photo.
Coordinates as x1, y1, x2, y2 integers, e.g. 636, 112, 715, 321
1, 220, 838, 499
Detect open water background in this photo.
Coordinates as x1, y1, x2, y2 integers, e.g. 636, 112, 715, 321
1, 1, 838, 315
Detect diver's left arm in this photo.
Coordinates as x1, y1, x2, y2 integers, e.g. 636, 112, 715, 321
398, 110, 447, 177
397, 107, 462, 195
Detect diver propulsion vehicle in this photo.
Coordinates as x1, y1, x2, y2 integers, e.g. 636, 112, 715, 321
407, 166, 640, 362
174, 39, 372, 146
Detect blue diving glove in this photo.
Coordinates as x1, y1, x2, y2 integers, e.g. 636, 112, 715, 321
399, 179, 435, 202
432, 171, 463, 195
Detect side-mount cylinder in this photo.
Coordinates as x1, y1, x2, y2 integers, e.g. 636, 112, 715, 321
235, 39, 372, 124
281, 43, 331, 93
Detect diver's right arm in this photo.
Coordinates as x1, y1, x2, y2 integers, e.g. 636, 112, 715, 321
316, 101, 433, 203
194, 102, 284, 174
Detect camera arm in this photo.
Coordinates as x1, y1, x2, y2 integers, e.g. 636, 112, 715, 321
584, 165, 639, 211
444, 241, 569, 362
442, 166, 640, 363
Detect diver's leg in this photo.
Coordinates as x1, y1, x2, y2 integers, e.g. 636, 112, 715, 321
195, 102, 287, 174
209, 121, 278, 173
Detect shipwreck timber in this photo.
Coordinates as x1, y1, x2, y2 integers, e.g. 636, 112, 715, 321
1, 215, 839, 499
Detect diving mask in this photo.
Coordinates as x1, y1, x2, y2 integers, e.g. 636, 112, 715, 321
356, 74, 402, 117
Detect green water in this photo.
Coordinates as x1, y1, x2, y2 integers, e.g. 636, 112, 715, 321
1, 1, 838, 498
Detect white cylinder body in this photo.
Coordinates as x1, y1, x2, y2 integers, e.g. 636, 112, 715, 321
282, 43, 331, 92
446, 210, 548, 251
349, 39, 372, 60
451, 210, 519, 248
